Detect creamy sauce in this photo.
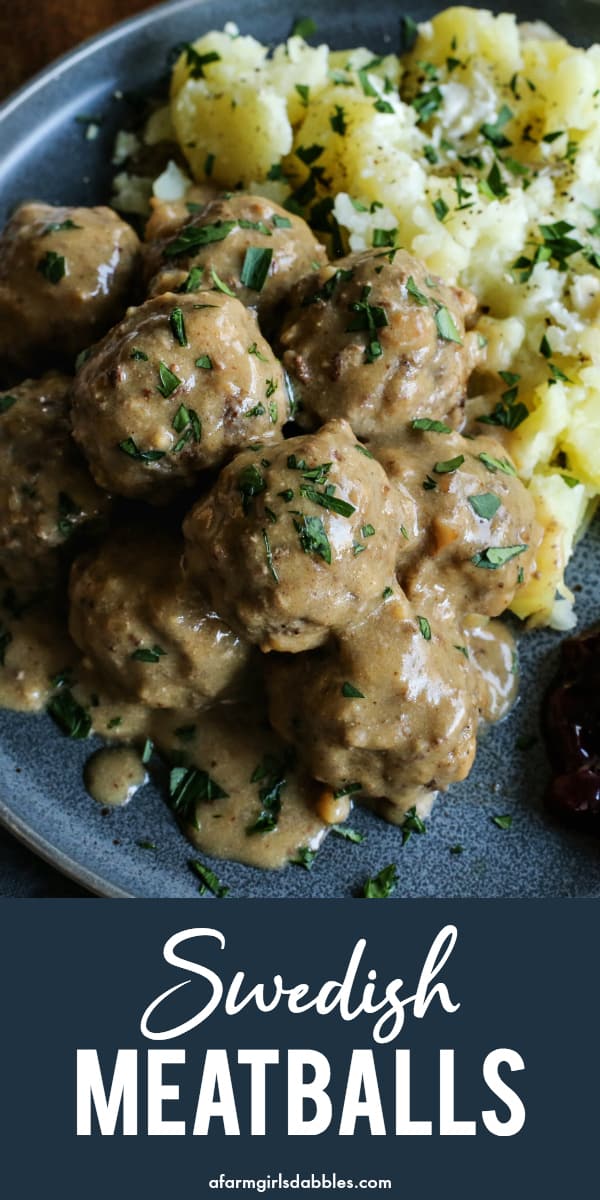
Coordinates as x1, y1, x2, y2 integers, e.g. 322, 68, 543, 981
0, 594, 519, 868
84, 746, 147, 807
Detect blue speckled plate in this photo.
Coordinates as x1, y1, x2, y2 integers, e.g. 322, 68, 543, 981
1, 0, 599, 897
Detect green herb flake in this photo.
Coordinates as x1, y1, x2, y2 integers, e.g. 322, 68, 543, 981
454, 644, 469, 658
362, 862, 398, 898
294, 515, 331, 564
412, 86, 443, 123
131, 644, 166, 663
434, 306, 462, 343
181, 266, 204, 292
469, 492, 501, 520
141, 738, 154, 764
450, 844, 464, 855
46, 690, 91, 739
411, 417, 452, 433
373, 227, 398, 248
492, 814, 513, 831
434, 454, 464, 474
433, 197, 449, 222
291, 16, 317, 39
402, 804, 427, 845
471, 545, 528, 570
480, 105, 513, 148
330, 104, 347, 134
118, 437, 165, 463
195, 354, 212, 370
189, 858, 229, 898
354, 443, 374, 458
238, 464, 266, 514
240, 246, 273, 291
478, 452, 516, 477
332, 824, 365, 844
170, 765, 228, 829
417, 615, 431, 640
37, 251, 66, 284
299, 484, 356, 518
169, 306, 187, 347
130, 348, 148, 361
184, 45, 221, 78
406, 275, 430, 305
211, 267, 236, 296
290, 846, 317, 870
262, 528, 279, 583
157, 361, 181, 398
341, 681, 364, 698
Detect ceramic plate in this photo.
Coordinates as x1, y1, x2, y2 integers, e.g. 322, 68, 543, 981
1, 0, 599, 897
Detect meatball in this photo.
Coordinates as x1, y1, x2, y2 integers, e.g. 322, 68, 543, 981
279, 248, 481, 437
266, 587, 479, 814
68, 529, 251, 709
183, 419, 407, 652
0, 203, 140, 369
375, 429, 541, 618
0, 372, 110, 589
146, 193, 327, 328
70, 291, 287, 502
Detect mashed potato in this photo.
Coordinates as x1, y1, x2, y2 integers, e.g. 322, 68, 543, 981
168, 8, 600, 628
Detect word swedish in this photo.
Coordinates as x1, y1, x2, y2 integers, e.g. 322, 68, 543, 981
76, 926, 525, 1137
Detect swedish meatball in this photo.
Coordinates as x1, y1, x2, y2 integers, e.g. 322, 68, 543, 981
183, 418, 407, 652
146, 193, 327, 327
0, 372, 110, 589
68, 529, 250, 709
0, 203, 140, 369
70, 291, 286, 502
375, 429, 541, 618
266, 588, 479, 814
280, 249, 481, 437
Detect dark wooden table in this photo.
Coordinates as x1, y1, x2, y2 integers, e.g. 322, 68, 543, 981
0, 0, 158, 896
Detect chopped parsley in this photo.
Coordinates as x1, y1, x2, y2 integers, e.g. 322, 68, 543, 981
172, 404, 201, 450
411, 417, 452, 433
331, 825, 365, 844
412, 86, 443, 123
402, 805, 427, 845
164, 220, 236, 257
295, 83, 310, 107
373, 227, 398, 247
330, 105, 347, 134
238, 464, 266, 514
294, 515, 331, 564
480, 105, 513, 148
434, 306, 462, 343
169, 307, 187, 346
492, 814, 513, 831
141, 739, 154, 764
291, 16, 317, 38
478, 452, 516, 476
248, 753, 288, 834
131, 644, 166, 663
417, 615, 432, 640
189, 859, 229, 898
471, 545, 528, 569
341, 682, 364, 698
211, 267, 236, 296
42, 218, 80, 234
37, 251, 66, 284
195, 354, 212, 369
170, 766, 227, 827
468, 492, 501, 520
181, 266, 204, 292
130, 348, 148, 361
433, 197, 449, 222
184, 45, 221, 78
118, 437, 165, 463
434, 454, 464, 474
46, 690, 91, 739
299, 484, 356, 518
290, 846, 317, 870
406, 275, 430, 305
248, 342, 269, 362
157, 361, 181, 398
240, 246, 273, 291
362, 863, 398, 898
346, 284, 389, 363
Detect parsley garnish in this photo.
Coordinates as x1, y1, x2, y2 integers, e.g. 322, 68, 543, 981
189, 859, 229, 898
492, 814, 512, 830
249, 753, 288, 834
130, 348, 148, 361
291, 846, 317, 870
184, 45, 221, 78
299, 484, 356, 518
468, 493, 500, 520
412, 86, 443, 123
417, 615, 431, 640
434, 306, 462, 343
47, 690, 91, 739
169, 307, 187, 346
433, 197, 449, 222
332, 825, 365, 843
238, 464, 266, 514
131, 644, 166, 663
170, 766, 227, 826
165, 220, 236, 257
118, 437, 165, 463
330, 105, 347, 134
195, 354, 212, 370
157, 361, 181, 397
262, 528, 279, 583
471, 545, 527, 569
294, 515, 331, 563
402, 806, 427, 845
434, 454, 464, 474
181, 266, 204, 292
346, 285, 389, 363
480, 105, 513, 148
363, 863, 397, 898
291, 16, 317, 38
341, 682, 364, 698
240, 247, 273, 291
211, 267, 236, 296
37, 251, 65, 284
478, 452, 516, 476
411, 417, 451, 433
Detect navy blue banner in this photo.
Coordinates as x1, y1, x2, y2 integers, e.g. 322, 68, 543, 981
0, 900, 594, 1196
